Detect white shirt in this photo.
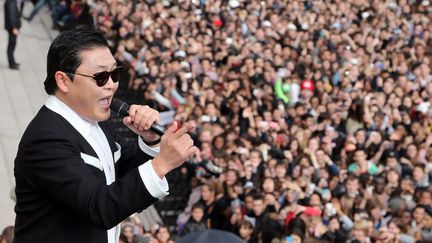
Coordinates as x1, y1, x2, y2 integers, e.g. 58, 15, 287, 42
45, 95, 169, 243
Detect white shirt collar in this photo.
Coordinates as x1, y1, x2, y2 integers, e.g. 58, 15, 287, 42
45, 95, 94, 136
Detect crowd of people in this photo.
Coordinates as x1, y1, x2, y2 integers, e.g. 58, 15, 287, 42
10, 0, 432, 242
98, 0, 432, 242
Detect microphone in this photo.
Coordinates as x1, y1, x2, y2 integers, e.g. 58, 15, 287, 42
110, 98, 165, 136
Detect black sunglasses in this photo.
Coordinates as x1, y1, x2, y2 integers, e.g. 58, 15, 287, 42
65, 66, 123, 87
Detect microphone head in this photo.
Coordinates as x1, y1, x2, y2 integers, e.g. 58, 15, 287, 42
110, 98, 165, 135
110, 98, 129, 117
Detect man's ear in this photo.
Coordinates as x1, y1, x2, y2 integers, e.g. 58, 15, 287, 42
54, 71, 71, 93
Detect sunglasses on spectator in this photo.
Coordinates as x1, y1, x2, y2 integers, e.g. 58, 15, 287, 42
65, 66, 123, 87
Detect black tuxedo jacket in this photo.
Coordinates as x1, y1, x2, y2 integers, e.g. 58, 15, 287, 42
14, 106, 159, 243
4, 0, 21, 31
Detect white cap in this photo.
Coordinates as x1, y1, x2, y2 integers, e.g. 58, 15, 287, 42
287, 23, 297, 31
175, 50, 186, 58
417, 102, 430, 113
388, 2, 398, 10
180, 61, 190, 69
244, 181, 254, 189
262, 20, 272, 28
228, 0, 240, 8
226, 37, 233, 45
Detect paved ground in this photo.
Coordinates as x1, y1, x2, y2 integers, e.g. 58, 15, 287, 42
0, 1, 58, 231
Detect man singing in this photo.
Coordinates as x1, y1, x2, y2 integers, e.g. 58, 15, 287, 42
13, 27, 197, 243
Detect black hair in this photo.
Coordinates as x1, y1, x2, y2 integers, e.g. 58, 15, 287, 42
414, 204, 427, 211
414, 163, 426, 171
191, 202, 205, 211
308, 191, 323, 206
347, 98, 365, 122
44, 27, 109, 95
353, 148, 367, 155
286, 221, 306, 238
253, 194, 265, 202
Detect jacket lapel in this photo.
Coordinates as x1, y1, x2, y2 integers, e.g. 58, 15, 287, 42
99, 122, 121, 163
80, 153, 103, 171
